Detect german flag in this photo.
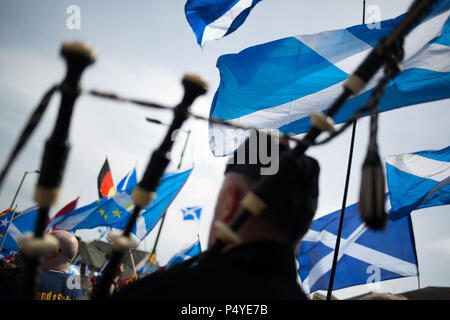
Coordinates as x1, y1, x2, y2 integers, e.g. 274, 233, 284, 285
97, 158, 116, 198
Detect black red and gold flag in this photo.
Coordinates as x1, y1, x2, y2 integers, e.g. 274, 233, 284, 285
97, 158, 116, 198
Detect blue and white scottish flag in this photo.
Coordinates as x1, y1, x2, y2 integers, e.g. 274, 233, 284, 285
181, 206, 202, 221
166, 239, 202, 269
386, 145, 450, 220
0, 208, 15, 245
296, 202, 418, 294
185, 0, 262, 46
209, 0, 450, 156
55, 169, 193, 240
116, 167, 137, 193
1, 206, 39, 252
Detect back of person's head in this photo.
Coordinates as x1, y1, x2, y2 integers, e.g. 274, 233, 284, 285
360, 292, 408, 300
50, 230, 79, 264
224, 130, 320, 245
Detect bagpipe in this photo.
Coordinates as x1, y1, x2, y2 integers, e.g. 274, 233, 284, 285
0, 0, 438, 299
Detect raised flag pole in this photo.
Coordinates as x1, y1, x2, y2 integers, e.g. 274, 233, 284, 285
91, 75, 207, 300
144, 118, 192, 268
325, 0, 365, 301
9, 170, 40, 209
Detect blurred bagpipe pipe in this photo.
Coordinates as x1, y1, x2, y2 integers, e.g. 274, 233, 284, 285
0, 0, 438, 299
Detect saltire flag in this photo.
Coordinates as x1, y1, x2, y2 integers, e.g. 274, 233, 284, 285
45, 197, 79, 232
0, 209, 15, 247
181, 206, 202, 221
137, 252, 158, 276
209, 0, 450, 156
116, 167, 137, 193
296, 201, 418, 294
54, 169, 193, 240
97, 226, 112, 242
386, 145, 450, 220
0, 206, 39, 252
166, 239, 202, 269
185, 0, 262, 47
98, 158, 116, 198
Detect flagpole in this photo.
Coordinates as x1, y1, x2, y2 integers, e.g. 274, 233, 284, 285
129, 248, 138, 278
143, 118, 191, 259
325, 0, 365, 301
9, 170, 40, 209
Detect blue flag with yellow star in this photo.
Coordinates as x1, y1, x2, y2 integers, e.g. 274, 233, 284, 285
54, 168, 193, 239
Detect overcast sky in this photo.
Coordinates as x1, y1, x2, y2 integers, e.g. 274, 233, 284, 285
0, 0, 448, 299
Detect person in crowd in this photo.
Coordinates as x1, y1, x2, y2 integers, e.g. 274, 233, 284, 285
0, 230, 84, 300
112, 131, 320, 300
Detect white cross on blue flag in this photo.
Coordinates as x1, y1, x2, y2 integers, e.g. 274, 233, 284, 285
185, 0, 262, 46
166, 239, 202, 269
386, 145, 450, 220
209, 0, 450, 156
1, 206, 39, 252
116, 167, 137, 193
181, 206, 202, 221
296, 201, 418, 294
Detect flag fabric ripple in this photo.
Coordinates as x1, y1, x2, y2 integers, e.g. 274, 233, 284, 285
296, 201, 418, 294
185, 0, 262, 46
55, 169, 193, 240
386, 145, 450, 220
209, 0, 450, 156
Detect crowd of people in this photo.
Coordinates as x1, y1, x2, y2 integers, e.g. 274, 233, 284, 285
0, 132, 411, 300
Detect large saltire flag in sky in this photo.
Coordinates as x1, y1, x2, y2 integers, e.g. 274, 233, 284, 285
209, 0, 450, 156
185, 0, 262, 46
54, 169, 192, 240
296, 201, 418, 294
386, 145, 450, 220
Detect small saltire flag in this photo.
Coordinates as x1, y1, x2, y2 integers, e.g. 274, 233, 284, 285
98, 158, 116, 198
1, 206, 39, 252
116, 168, 137, 193
166, 239, 202, 269
296, 201, 418, 294
209, 0, 450, 156
386, 145, 450, 220
185, 0, 262, 46
45, 197, 79, 232
137, 252, 158, 276
55, 169, 193, 240
181, 206, 202, 221
0, 209, 15, 246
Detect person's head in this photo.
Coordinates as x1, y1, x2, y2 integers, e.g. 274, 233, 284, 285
208, 130, 320, 250
360, 292, 408, 300
41, 230, 79, 272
